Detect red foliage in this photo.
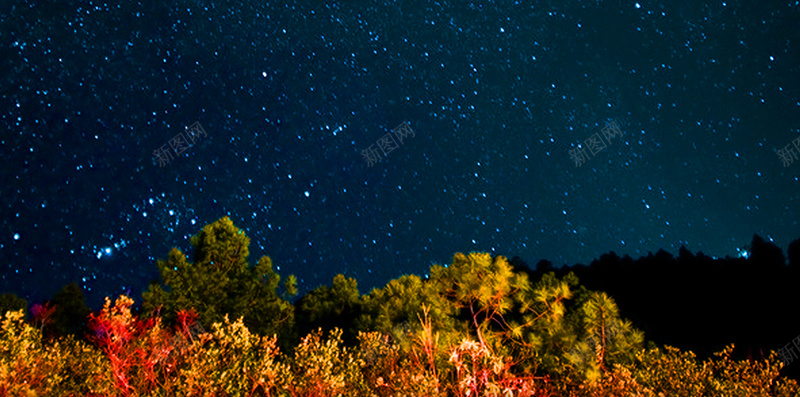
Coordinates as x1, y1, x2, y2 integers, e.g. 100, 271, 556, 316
31, 301, 57, 333
88, 306, 135, 396
87, 296, 178, 397
176, 308, 200, 337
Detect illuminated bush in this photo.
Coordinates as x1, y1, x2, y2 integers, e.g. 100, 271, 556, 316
174, 314, 287, 396
0, 309, 109, 396
280, 327, 369, 397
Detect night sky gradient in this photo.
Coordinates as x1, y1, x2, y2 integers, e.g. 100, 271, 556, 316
2, 1, 798, 309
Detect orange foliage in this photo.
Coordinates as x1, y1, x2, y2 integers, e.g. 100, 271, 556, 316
87, 296, 193, 396
4, 293, 800, 397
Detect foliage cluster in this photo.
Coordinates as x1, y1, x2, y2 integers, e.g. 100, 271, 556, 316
518, 235, 800, 368
1, 217, 798, 396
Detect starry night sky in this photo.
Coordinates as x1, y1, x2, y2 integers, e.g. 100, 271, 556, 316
2, 1, 798, 309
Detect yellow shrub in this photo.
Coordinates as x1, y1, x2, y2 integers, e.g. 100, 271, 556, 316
0, 309, 110, 396
281, 327, 369, 397
633, 345, 800, 397
175, 314, 287, 396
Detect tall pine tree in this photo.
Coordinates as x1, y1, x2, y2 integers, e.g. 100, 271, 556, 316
142, 217, 296, 343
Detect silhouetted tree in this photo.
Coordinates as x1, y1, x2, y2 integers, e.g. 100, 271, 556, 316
0, 293, 27, 317
750, 234, 786, 268
295, 274, 363, 345
530, 234, 800, 381
50, 282, 91, 337
787, 238, 800, 269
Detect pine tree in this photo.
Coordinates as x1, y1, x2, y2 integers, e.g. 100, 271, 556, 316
295, 273, 362, 344
566, 291, 644, 382
142, 217, 296, 344
510, 271, 577, 374
429, 252, 527, 354
358, 273, 462, 351
50, 282, 92, 337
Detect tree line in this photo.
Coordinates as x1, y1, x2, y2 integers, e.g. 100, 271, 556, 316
1, 216, 798, 396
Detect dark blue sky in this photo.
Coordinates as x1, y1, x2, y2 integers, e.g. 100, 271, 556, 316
2, 1, 798, 309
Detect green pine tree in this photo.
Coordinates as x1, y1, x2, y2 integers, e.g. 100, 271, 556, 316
142, 216, 296, 344
566, 291, 644, 381
428, 252, 527, 354
49, 282, 91, 337
295, 274, 362, 345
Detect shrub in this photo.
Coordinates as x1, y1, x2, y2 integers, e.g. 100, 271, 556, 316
0, 309, 109, 396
